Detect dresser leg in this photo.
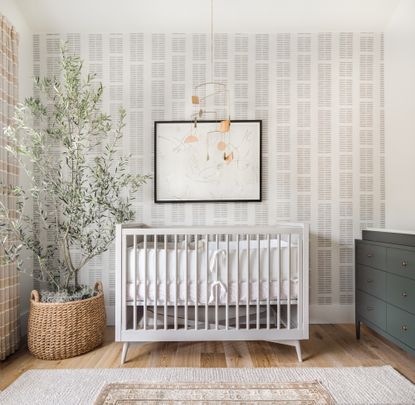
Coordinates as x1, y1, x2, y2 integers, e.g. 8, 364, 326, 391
356, 320, 361, 340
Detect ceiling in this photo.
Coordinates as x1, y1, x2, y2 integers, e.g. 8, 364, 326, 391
13, 0, 401, 33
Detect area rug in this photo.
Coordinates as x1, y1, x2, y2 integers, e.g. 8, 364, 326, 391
95, 381, 334, 404
1, 366, 414, 405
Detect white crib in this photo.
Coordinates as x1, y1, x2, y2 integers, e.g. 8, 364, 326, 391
115, 223, 309, 364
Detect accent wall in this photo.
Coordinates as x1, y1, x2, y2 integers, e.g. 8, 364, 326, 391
32, 32, 384, 323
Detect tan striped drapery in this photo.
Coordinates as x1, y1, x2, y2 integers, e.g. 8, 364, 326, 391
0, 15, 19, 360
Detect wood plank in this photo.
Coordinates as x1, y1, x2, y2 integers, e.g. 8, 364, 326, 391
200, 353, 227, 368
174, 341, 202, 367
222, 341, 253, 367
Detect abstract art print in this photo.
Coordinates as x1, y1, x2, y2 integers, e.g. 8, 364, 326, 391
155, 120, 261, 202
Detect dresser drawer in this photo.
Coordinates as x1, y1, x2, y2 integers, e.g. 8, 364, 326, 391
387, 273, 415, 314
356, 290, 386, 330
387, 305, 415, 350
387, 247, 415, 281
356, 265, 386, 300
356, 242, 386, 269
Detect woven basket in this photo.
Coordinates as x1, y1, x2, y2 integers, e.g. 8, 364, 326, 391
28, 281, 106, 360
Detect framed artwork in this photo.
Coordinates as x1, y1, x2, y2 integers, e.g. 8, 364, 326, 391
154, 120, 261, 203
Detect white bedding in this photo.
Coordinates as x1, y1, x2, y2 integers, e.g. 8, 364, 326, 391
127, 238, 299, 305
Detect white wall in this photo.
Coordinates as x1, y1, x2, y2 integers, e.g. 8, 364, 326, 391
1, 0, 33, 333
385, 0, 415, 231
13, 0, 400, 33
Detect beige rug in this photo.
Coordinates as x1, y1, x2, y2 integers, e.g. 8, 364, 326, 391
1, 366, 415, 404
95, 381, 334, 404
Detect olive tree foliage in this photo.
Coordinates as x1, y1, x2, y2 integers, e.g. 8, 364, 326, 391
0, 46, 150, 293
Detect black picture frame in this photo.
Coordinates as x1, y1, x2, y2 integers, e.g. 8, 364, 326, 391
154, 120, 262, 203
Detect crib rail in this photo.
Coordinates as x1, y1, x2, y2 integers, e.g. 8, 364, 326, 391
116, 224, 309, 342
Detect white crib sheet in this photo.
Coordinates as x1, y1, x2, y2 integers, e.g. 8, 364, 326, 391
126, 238, 299, 305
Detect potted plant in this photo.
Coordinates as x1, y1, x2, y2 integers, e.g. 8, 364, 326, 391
0, 46, 150, 360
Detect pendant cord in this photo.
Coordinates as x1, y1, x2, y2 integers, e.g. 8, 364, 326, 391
210, 0, 214, 83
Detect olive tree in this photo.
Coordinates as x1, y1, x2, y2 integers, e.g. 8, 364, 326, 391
0, 46, 149, 296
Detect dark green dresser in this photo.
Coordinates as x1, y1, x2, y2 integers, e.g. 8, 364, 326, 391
356, 230, 415, 355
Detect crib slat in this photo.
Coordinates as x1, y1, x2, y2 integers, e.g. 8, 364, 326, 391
122, 234, 127, 331
133, 235, 137, 330
226, 234, 229, 330
287, 233, 291, 329
174, 234, 178, 330
298, 234, 303, 330
154, 235, 158, 330
215, 234, 219, 330
257, 233, 260, 330
246, 234, 250, 330
205, 234, 209, 330
164, 234, 168, 330
236, 234, 240, 330
267, 234, 270, 330
277, 233, 281, 329
185, 234, 188, 330
143, 234, 147, 330
195, 234, 198, 330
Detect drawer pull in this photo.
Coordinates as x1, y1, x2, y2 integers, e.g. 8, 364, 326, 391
401, 261, 407, 267
367, 253, 373, 258
366, 279, 374, 283
401, 325, 408, 332
366, 306, 375, 311
402, 291, 408, 298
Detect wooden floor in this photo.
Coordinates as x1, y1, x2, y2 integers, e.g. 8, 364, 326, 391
1, 324, 414, 390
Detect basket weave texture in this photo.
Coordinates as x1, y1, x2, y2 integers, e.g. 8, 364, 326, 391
28, 281, 106, 360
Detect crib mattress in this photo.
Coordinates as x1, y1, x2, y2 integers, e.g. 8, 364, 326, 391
126, 238, 299, 305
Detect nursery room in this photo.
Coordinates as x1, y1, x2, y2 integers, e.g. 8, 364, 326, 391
0, 0, 415, 403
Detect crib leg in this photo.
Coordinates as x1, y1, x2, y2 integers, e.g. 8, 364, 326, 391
121, 342, 129, 365
267, 340, 303, 362
294, 340, 302, 362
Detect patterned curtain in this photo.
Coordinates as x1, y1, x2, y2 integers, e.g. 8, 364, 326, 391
0, 15, 19, 360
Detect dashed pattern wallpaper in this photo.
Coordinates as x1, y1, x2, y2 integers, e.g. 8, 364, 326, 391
32, 32, 384, 318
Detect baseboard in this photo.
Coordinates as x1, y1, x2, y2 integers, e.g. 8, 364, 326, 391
20, 310, 29, 337
106, 305, 115, 325
105, 304, 356, 326
310, 304, 355, 324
